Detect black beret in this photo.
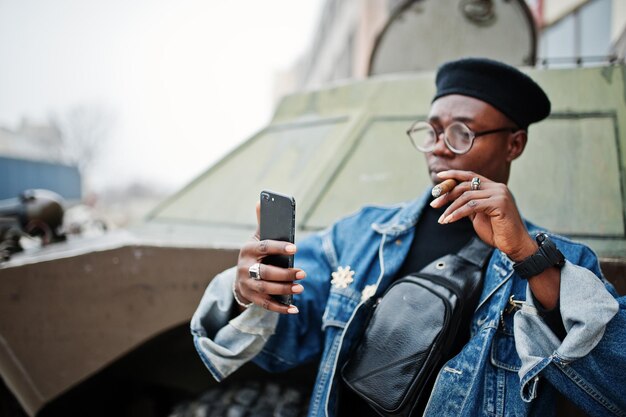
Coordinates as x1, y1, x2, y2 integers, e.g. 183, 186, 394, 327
432, 57, 551, 129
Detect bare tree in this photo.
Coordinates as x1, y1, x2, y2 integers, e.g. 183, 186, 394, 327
52, 103, 115, 179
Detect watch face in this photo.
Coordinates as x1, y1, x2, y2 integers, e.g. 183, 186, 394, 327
536, 233, 548, 245
538, 234, 565, 267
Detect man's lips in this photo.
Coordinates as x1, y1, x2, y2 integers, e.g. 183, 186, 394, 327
429, 166, 450, 176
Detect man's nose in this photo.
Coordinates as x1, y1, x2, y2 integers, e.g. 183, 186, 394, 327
431, 131, 454, 157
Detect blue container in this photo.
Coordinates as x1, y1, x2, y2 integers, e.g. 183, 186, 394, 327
0, 156, 81, 200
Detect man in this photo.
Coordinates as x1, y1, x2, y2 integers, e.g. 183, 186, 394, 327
191, 58, 625, 416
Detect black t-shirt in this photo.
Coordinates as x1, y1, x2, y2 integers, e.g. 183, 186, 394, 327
395, 202, 477, 276
338, 201, 477, 417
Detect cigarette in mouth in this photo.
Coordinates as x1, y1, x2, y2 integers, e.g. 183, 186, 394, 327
431, 179, 458, 198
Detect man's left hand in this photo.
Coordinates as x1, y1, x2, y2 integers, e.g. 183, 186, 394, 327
432, 170, 561, 309
430, 170, 538, 262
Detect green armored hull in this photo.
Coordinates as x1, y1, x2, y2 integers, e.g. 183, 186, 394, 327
148, 65, 626, 260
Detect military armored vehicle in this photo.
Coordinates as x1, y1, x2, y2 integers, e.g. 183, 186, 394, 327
1, 0, 624, 416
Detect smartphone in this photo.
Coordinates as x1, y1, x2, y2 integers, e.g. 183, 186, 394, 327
260, 190, 296, 305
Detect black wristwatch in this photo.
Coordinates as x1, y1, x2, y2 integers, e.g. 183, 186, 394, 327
513, 233, 565, 279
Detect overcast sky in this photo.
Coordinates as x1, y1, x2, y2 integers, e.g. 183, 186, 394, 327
0, 0, 323, 192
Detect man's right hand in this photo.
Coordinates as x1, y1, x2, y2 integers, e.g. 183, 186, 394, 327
233, 203, 305, 314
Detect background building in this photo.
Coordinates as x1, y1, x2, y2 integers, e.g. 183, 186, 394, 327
538, 0, 625, 65
0, 119, 81, 201
275, 0, 626, 101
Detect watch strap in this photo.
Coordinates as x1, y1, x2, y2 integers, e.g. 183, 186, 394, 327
513, 234, 565, 279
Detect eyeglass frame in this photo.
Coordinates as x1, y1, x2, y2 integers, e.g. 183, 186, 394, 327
406, 120, 521, 155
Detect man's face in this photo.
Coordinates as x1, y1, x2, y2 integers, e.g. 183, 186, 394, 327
425, 94, 516, 185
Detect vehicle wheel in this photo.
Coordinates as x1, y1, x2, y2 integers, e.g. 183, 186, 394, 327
169, 380, 310, 417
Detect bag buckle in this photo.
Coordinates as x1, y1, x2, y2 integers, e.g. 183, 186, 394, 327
500, 295, 525, 329
504, 295, 525, 315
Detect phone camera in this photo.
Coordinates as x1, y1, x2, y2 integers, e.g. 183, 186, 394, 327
262, 193, 270, 201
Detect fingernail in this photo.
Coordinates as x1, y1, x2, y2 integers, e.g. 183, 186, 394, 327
438, 214, 445, 223
442, 215, 452, 224
292, 284, 304, 293
285, 244, 296, 253
287, 305, 299, 314
430, 197, 441, 207
296, 270, 306, 279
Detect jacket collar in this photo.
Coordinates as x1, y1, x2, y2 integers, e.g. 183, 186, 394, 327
371, 189, 432, 236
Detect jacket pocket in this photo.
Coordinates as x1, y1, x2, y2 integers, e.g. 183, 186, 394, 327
322, 290, 360, 330
490, 328, 522, 372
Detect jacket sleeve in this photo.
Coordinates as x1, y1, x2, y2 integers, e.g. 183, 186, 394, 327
190, 266, 280, 381
513, 245, 625, 416
190, 228, 336, 379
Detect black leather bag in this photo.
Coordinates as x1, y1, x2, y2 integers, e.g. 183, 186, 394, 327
341, 238, 493, 417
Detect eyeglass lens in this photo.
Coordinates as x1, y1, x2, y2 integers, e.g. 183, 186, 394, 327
408, 122, 473, 154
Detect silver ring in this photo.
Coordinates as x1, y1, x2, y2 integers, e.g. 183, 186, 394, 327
248, 263, 261, 280
471, 177, 481, 191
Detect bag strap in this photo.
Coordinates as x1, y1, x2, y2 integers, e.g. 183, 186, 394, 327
456, 237, 493, 268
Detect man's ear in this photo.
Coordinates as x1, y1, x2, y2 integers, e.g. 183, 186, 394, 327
507, 130, 528, 162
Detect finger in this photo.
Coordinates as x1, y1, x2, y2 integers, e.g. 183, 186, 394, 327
242, 276, 305, 296
247, 293, 300, 314
438, 189, 493, 223
441, 199, 484, 224
244, 263, 306, 283
437, 169, 484, 183
241, 239, 297, 259
254, 202, 261, 240
431, 179, 495, 208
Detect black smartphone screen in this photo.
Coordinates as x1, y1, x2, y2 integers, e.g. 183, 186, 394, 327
260, 190, 296, 305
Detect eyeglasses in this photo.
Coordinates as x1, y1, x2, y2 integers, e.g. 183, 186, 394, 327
406, 121, 519, 155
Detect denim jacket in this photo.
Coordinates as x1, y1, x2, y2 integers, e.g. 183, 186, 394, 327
192, 191, 625, 417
